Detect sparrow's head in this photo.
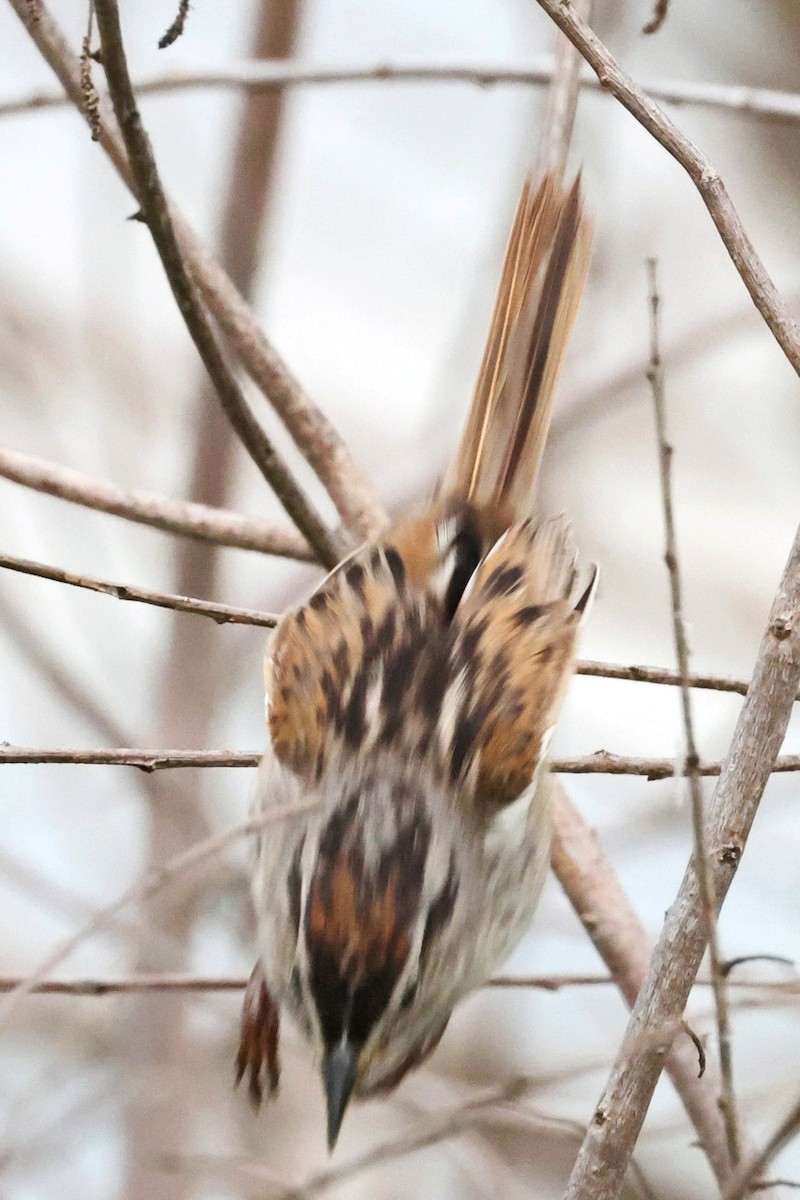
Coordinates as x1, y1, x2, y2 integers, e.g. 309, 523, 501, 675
287, 764, 468, 1148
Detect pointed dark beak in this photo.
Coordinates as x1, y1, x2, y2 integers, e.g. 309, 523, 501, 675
323, 1040, 358, 1150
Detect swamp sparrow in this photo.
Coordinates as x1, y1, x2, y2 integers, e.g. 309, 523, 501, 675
237, 172, 596, 1147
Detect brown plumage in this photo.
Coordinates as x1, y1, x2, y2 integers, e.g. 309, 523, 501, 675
243, 172, 596, 1148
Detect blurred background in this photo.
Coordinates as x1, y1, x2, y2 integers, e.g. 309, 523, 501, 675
1, 1, 800, 1196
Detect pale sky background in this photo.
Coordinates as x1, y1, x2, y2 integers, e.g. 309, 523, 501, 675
1, 2, 800, 1198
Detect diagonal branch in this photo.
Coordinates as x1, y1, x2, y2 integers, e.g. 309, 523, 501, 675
532, 0, 800, 380
564, 521, 800, 1199
0, 445, 314, 560
6, 0, 387, 543
0, 553, 278, 627
92, 0, 340, 568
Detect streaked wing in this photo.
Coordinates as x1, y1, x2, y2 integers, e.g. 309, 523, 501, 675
446, 517, 595, 811
267, 533, 442, 782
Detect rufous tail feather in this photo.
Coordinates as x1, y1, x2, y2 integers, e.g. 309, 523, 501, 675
444, 173, 592, 522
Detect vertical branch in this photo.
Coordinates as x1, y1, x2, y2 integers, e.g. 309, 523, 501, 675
646, 257, 741, 1166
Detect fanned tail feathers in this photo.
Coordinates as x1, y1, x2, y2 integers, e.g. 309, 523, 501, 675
445, 173, 592, 521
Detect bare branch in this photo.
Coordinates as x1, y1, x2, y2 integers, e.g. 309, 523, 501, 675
564, 518, 800, 1197
533, 0, 800, 380
4, 969, 799, 997
0, 445, 315, 560
7, 60, 800, 126
551, 783, 738, 1188
92, 0, 341, 568
4, 746, 800, 776
647, 257, 740, 1164
10, 553, 793, 695
0, 553, 278, 627
6, 0, 387, 543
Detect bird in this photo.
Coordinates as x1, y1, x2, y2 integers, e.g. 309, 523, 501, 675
236, 171, 596, 1150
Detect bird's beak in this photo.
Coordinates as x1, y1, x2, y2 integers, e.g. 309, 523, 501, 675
323, 1040, 358, 1150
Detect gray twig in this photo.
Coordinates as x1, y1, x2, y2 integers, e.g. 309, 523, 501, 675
646, 257, 741, 1165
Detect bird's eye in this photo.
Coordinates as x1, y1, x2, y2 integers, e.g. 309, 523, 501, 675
399, 981, 418, 1010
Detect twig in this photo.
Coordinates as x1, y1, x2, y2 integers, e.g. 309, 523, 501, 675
7, 60, 800, 125
551, 783, 737, 1187
725, 1096, 800, 1200
564, 517, 800, 1198
532, 0, 800, 380
9, 554, 794, 692
5, 969, 800, 997
92, 0, 341, 569
158, 0, 190, 50
4, 746, 800, 775
646, 257, 740, 1164
11, 552, 800, 695
642, 0, 670, 36
0, 553, 278, 627
0, 799, 317, 1030
6, 0, 387, 543
0, 445, 314, 560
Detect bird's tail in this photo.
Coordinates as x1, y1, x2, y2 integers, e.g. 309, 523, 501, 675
443, 173, 592, 521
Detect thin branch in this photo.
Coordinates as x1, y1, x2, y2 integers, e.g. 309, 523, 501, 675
4, 746, 800, 775
532, 0, 800, 380
4, 969, 799, 996
725, 1096, 800, 1200
647, 257, 740, 1165
7, 60, 800, 125
564, 518, 800, 1198
0, 445, 314, 560
8, 553, 794, 695
158, 0, 190, 50
0, 553, 278, 627
6, 0, 387, 543
551, 783, 738, 1188
0, 799, 317, 1031
92, 0, 340, 569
